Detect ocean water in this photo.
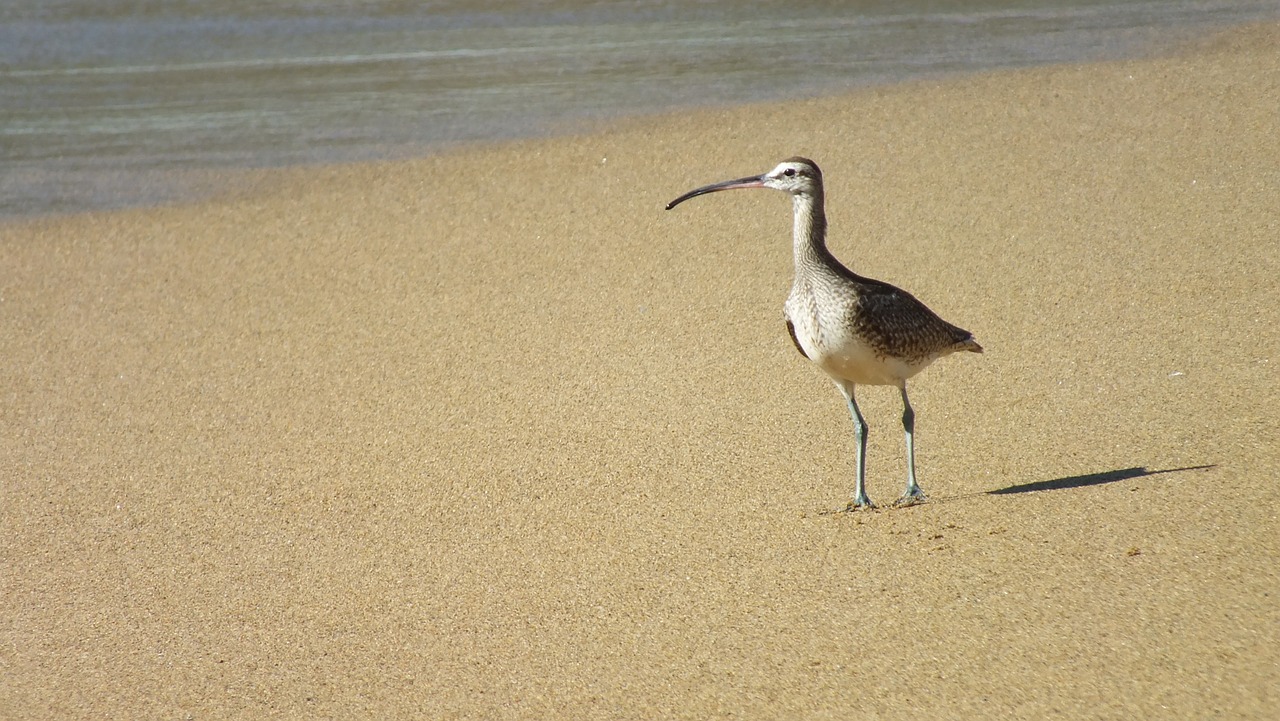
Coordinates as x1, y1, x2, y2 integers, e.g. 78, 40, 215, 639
2, 0, 1276, 217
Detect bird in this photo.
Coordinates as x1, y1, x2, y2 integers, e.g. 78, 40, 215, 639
665, 157, 982, 509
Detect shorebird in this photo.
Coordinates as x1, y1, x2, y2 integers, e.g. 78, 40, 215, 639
666, 157, 982, 509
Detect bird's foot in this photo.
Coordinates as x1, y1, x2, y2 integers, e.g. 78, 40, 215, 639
893, 488, 927, 507
845, 495, 876, 512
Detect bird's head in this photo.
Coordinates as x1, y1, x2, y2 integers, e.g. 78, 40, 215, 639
665, 157, 823, 210
760, 157, 823, 196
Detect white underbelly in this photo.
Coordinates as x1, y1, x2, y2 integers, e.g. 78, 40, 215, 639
810, 338, 922, 387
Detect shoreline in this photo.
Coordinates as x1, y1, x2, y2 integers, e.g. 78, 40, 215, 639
4, 16, 1275, 223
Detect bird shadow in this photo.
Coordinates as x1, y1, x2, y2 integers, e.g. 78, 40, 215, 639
987, 464, 1216, 495
811, 465, 1217, 516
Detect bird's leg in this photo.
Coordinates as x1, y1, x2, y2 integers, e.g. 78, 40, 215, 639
896, 385, 927, 506
838, 382, 873, 510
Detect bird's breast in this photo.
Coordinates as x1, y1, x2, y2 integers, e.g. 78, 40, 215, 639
785, 292, 927, 387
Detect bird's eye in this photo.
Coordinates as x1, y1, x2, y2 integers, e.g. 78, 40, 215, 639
783, 168, 796, 177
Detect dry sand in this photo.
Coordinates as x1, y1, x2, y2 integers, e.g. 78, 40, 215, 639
3, 23, 1278, 720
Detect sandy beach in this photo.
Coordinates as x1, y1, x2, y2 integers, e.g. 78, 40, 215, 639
4, 22, 1278, 720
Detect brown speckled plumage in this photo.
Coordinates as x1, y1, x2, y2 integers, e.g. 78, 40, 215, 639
843, 275, 980, 364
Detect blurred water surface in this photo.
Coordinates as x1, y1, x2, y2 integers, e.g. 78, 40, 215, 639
2, 0, 1275, 216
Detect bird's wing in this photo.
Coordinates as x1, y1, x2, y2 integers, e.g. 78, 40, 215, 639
784, 318, 810, 359
850, 281, 975, 361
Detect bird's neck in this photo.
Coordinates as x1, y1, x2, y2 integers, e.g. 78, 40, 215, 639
792, 192, 834, 272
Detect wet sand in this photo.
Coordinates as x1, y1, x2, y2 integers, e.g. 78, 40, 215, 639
3, 23, 1278, 720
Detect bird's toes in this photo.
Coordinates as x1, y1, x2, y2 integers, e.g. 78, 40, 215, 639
845, 497, 876, 512
893, 490, 928, 508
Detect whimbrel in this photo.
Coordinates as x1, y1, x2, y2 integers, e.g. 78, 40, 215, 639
666, 157, 982, 509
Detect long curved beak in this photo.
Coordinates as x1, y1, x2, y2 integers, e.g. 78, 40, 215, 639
665, 174, 767, 210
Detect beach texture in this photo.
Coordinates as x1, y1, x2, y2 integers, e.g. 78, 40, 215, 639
4, 23, 1278, 720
